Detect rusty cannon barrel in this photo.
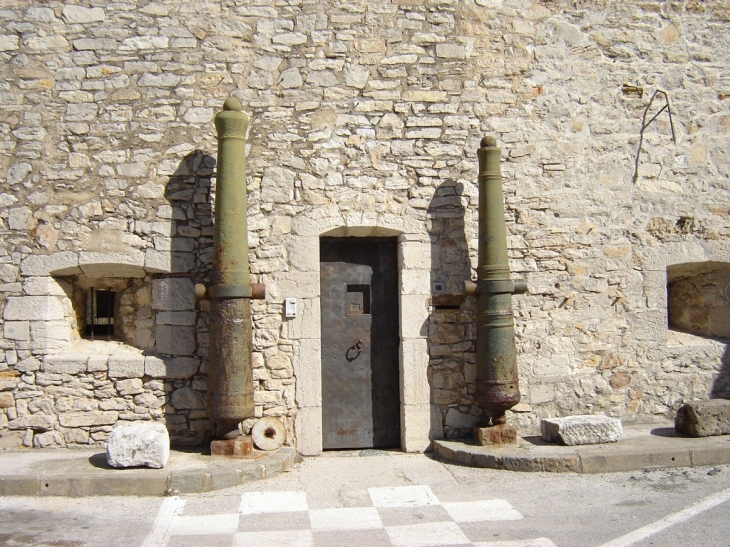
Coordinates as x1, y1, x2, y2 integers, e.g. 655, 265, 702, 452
205, 98, 265, 440
464, 136, 527, 427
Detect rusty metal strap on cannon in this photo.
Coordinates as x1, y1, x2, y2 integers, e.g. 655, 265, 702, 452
209, 283, 266, 299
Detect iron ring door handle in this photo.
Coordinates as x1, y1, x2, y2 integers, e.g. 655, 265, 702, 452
354, 338, 366, 352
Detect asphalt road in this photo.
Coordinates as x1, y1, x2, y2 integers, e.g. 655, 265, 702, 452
0, 452, 728, 547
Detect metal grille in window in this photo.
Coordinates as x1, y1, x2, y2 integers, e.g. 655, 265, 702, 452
85, 289, 116, 340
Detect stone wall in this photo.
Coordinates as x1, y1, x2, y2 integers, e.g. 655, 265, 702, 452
0, 0, 729, 450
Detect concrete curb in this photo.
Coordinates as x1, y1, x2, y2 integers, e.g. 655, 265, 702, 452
0, 447, 298, 497
433, 426, 730, 473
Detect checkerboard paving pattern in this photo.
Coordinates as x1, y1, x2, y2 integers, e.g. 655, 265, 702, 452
150, 485, 557, 547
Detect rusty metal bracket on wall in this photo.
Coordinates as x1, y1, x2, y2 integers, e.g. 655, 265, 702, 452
632, 89, 676, 184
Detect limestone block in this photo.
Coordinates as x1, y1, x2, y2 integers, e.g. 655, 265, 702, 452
144, 355, 166, 378
287, 298, 320, 339
156, 312, 197, 326
401, 404, 434, 453
288, 236, 319, 272
293, 338, 322, 408
108, 354, 145, 378
262, 167, 295, 203
62, 5, 105, 24
59, 411, 118, 428
155, 325, 196, 356
8, 415, 54, 431
401, 269, 431, 296
106, 422, 170, 469
445, 408, 480, 431
295, 406, 322, 456
152, 278, 195, 311
401, 338, 429, 405
115, 379, 144, 396
30, 321, 71, 344
144, 250, 172, 274
43, 353, 87, 374
164, 357, 200, 379
400, 240, 434, 270
23, 277, 67, 296
0, 35, 19, 52
541, 415, 622, 446
170, 387, 205, 410
3, 296, 65, 321
400, 295, 429, 339
4, 321, 29, 341
675, 399, 730, 437
79, 252, 146, 278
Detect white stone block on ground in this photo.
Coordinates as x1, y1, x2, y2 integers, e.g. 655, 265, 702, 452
541, 415, 622, 446
106, 422, 170, 469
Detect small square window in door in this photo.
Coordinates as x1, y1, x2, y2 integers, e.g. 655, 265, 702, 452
346, 284, 370, 315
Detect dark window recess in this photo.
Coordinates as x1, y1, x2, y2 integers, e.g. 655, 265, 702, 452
346, 284, 371, 315
85, 289, 116, 340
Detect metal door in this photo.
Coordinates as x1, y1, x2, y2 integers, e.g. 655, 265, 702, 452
320, 237, 400, 449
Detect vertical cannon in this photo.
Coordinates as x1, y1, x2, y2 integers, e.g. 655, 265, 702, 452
464, 136, 527, 433
205, 98, 265, 440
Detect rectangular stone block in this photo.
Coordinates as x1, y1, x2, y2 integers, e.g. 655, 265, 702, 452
675, 399, 730, 437
3, 321, 29, 341
3, 296, 65, 321
8, 415, 54, 430
19, 252, 79, 277
43, 353, 88, 374
155, 325, 196, 356
108, 354, 145, 378
475, 424, 518, 446
58, 411, 118, 428
210, 436, 253, 457
152, 278, 195, 311
541, 415, 622, 446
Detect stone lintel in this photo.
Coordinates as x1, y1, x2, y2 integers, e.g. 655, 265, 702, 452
675, 399, 730, 437
541, 415, 622, 446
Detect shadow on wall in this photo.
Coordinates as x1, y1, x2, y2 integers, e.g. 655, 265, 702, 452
156, 151, 216, 447
711, 344, 730, 400
427, 179, 482, 440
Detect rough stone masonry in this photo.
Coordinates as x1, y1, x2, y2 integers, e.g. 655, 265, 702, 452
0, 0, 728, 453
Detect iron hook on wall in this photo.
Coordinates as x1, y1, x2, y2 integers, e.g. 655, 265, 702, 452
632, 89, 677, 184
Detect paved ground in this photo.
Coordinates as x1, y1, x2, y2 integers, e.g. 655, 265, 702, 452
2, 424, 730, 546
2, 450, 730, 547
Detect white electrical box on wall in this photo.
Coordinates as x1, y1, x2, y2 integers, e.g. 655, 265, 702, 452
285, 298, 297, 318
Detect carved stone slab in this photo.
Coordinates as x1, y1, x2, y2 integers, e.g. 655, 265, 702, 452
675, 399, 730, 437
541, 415, 622, 446
106, 422, 170, 469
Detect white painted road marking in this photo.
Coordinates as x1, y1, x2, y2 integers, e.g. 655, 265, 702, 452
442, 499, 524, 522
142, 497, 185, 547
599, 486, 730, 547
309, 506, 383, 531
369, 485, 440, 507
239, 490, 309, 514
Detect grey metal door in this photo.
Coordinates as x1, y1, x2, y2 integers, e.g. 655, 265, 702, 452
320, 237, 400, 449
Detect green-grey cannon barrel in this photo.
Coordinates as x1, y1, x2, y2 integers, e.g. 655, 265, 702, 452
465, 136, 527, 426
206, 98, 262, 438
